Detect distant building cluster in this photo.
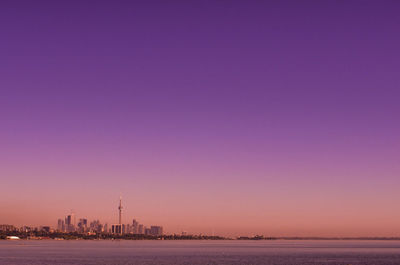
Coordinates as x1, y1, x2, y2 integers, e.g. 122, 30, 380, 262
55, 196, 163, 236
57, 216, 105, 234
1, 197, 163, 237
0, 224, 51, 233
0, 225, 16, 232
111, 220, 163, 236
56, 215, 163, 236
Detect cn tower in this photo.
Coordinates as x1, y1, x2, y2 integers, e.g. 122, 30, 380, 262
118, 195, 123, 232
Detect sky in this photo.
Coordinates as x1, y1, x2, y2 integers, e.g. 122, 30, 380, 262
1, 0, 400, 237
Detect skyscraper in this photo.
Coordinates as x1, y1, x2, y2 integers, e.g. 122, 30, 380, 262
132, 219, 139, 234
77, 218, 88, 233
150, 226, 163, 236
111, 224, 122, 234
65, 215, 71, 226
57, 219, 65, 232
138, 224, 144, 234
65, 215, 75, 232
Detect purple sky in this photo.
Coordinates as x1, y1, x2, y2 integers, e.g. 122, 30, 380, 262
1, 1, 400, 237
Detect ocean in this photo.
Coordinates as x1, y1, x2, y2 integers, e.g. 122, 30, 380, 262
1, 240, 400, 264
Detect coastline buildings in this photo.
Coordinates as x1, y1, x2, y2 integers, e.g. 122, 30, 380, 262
52, 196, 163, 236
0, 224, 51, 234
0, 225, 16, 232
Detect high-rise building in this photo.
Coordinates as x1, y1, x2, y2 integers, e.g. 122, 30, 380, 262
57, 219, 65, 232
78, 218, 88, 233
72, 212, 76, 227
65, 215, 75, 232
125, 224, 131, 234
132, 219, 139, 234
89, 220, 102, 233
138, 224, 144, 234
150, 226, 163, 236
112, 224, 122, 234
65, 215, 71, 226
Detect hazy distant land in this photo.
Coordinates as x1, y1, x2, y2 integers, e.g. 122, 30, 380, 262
2, 231, 400, 241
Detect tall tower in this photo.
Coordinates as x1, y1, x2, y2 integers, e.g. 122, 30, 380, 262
118, 195, 123, 226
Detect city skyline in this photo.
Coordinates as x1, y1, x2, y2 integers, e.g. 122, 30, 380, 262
54, 196, 164, 236
1, 0, 400, 238
0, 195, 165, 238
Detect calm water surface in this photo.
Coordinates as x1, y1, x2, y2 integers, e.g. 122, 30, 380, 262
1, 240, 400, 265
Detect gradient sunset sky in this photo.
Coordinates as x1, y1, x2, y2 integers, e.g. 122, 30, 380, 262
1, 0, 400, 237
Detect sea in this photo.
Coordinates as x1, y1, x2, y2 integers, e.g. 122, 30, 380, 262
1, 240, 400, 265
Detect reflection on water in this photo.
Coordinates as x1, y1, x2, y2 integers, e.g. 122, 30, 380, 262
1, 240, 400, 265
